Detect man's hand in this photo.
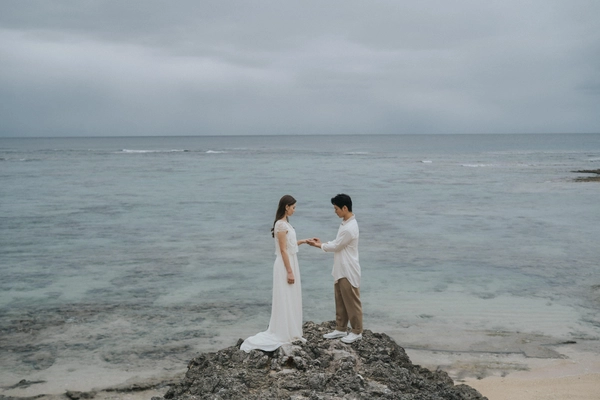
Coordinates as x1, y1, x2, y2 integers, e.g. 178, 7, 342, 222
307, 238, 322, 248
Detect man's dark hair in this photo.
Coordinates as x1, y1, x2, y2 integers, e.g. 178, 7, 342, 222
331, 193, 352, 212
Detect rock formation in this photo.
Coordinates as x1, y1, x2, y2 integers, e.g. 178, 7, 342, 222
159, 321, 486, 400
572, 169, 600, 182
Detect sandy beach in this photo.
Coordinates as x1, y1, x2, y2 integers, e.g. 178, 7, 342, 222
409, 343, 600, 400
3, 336, 598, 400
1, 348, 598, 399
468, 374, 600, 400
64, 372, 600, 400
465, 346, 600, 400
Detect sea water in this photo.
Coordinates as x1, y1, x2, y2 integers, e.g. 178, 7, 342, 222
1, 134, 599, 393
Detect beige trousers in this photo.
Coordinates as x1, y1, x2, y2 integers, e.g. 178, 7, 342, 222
334, 278, 363, 334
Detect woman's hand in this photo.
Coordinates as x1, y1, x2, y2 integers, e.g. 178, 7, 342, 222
287, 271, 295, 284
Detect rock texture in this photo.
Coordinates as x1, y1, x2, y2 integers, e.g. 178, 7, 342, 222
572, 169, 600, 182
160, 321, 487, 400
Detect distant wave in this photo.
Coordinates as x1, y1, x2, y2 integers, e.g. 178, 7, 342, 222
120, 149, 187, 153
461, 163, 534, 168
5, 158, 38, 162
420, 160, 433, 163
344, 152, 369, 155
206, 150, 227, 154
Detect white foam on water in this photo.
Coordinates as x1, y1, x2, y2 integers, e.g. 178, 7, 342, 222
120, 149, 186, 153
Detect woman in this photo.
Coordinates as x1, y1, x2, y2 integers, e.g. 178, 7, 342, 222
240, 195, 310, 352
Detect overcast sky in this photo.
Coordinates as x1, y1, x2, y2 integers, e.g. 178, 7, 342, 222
1, 1, 599, 137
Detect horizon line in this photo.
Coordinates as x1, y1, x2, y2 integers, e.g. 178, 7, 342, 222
2, 132, 599, 140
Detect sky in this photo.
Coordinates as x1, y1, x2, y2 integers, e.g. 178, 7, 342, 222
1, 1, 599, 137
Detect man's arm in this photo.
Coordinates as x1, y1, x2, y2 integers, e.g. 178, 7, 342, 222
320, 229, 353, 252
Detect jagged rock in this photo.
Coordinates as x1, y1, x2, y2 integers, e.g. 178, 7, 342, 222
66, 390, 96, 399
162, 321, 487, 400
572, 169, 600, 182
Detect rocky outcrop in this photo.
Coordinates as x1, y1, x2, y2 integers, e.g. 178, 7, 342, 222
572, 169, 600, 182
160, 321, 486, 400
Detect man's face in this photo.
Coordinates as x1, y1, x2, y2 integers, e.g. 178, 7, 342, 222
333, 205, 345, 218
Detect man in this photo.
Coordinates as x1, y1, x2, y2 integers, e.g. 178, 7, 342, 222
308, 193, 362, 343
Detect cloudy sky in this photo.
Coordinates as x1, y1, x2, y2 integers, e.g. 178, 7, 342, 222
1, 1, 599, 137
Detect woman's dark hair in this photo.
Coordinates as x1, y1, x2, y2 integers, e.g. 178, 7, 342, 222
272, 195, 296, 237
331, 193, 352, 212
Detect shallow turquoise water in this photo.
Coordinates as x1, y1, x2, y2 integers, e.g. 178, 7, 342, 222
1, 134, 599, 389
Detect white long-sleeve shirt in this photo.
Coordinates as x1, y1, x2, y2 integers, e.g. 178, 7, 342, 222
321, 215, 360, 288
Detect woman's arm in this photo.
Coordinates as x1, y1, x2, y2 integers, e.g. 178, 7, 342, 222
277, 230, 295, 284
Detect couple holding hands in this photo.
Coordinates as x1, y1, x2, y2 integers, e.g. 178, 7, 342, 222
241, 193, 363, 353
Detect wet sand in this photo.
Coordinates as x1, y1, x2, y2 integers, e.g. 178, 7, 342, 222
4, 351, 600, 400
467, 374, 600, 400
3, 322, 599, 399
409, 343, 600, 400
7, 346, 599, 400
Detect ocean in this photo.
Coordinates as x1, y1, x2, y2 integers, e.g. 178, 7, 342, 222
1, 134, 599, 394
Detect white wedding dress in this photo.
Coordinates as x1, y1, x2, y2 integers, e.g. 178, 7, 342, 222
241, 220, 305, 352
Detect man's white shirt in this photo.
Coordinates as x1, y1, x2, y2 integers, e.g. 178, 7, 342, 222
321, 215, 360, 288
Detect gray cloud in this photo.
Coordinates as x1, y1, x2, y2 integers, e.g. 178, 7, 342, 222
1, 0, 599, 137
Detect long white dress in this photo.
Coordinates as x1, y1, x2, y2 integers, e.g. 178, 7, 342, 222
240, 220, 305, 352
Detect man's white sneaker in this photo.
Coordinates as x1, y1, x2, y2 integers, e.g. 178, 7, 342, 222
323, 330, 347, 339
341, 332, 362, 344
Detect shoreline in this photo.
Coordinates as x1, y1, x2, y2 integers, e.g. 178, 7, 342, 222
465, 351, 600, 400
467, 374, 600, 400
4, 364, 598, 400
408, 343, 600, 400
3, 332, 600, 400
